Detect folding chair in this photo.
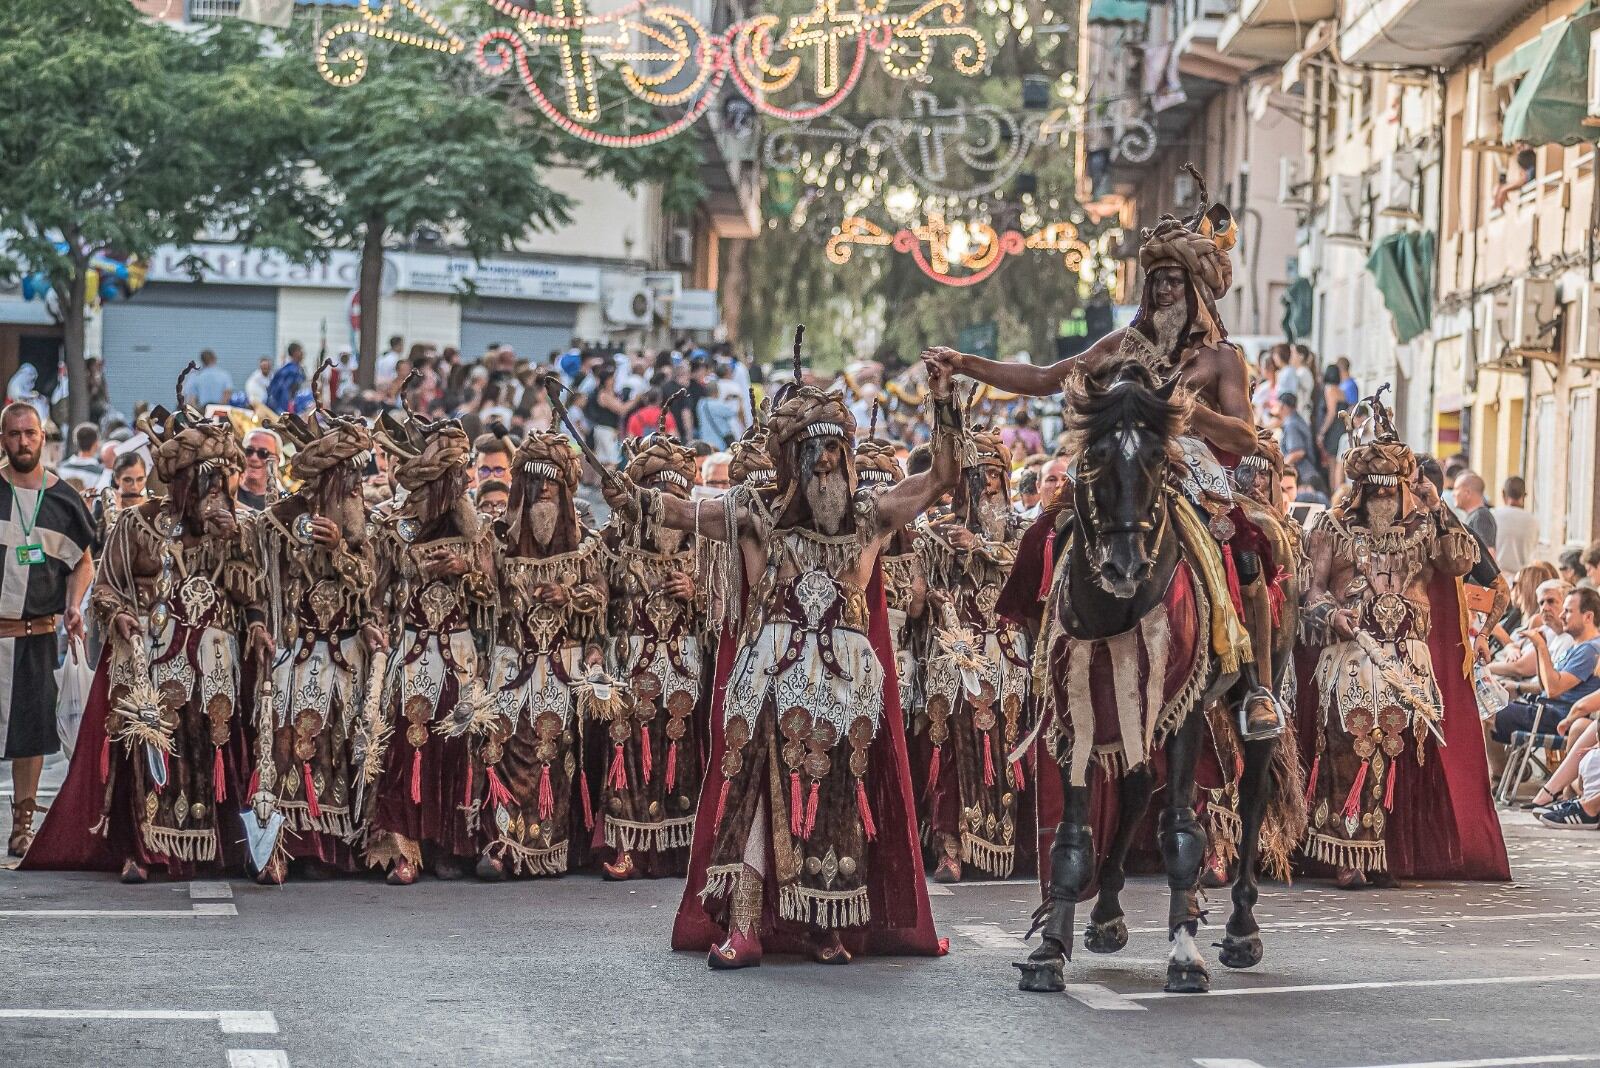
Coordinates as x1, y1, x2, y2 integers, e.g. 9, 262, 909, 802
1495, 698, 1566, 806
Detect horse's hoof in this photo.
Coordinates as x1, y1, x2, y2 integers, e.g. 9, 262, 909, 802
1216, 932, 1263, 970
1014, 958, 1065, 993
1083, 916, 1129, 955
1164, 960, 1211, 993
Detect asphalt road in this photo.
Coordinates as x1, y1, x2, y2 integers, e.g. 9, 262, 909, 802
4, 763, 1600, 1068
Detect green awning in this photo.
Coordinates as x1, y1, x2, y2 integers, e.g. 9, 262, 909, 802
1492, 23, 1561, 85
1366, 230, 1435, 345
1502, 6, 1600, 147
1088, 0, 1148, 24
1281, 277, 1313, 344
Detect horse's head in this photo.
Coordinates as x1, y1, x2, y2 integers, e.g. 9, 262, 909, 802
1066, 360, 1188, 598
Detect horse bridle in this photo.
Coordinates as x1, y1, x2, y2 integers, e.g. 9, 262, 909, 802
1076, 451, 1171, 592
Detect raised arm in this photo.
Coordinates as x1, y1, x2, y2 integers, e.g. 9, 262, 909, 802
877, 357, 960, 531
605, 480, 744, 545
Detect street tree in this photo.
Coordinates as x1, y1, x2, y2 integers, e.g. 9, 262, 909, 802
279, 25, 705, 387
0, 0, 315, 424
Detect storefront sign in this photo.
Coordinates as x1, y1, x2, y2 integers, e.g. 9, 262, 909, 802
672, 289, 719, 331
396, 256, 601, 303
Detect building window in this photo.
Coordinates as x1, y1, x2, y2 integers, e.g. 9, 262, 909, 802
1567, 389, 1596, 545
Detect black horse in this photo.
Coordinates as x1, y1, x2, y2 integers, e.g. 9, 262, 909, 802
1016, 359, 1280, 995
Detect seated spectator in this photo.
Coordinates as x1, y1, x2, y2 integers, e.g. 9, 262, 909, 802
1585, 540, 1600, 591
1523, 687, 1600, 814
1560, 547, 1586, 588
1489, 576, 1574, 692
1490, 560, 1558, 645
1490, 588, 1600, 756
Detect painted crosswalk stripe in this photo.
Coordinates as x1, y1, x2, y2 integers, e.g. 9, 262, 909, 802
1196, 1054, 1600, 1068
0, 903, 237, 919
975, 908, 1600, 942
1134, 971, 1600, 1002
190, 881, 234, 900
0, 1009, 276, 1034
228, 1051, 291, 1067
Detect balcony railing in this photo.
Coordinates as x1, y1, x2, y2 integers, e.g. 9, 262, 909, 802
186, 0, 240, 18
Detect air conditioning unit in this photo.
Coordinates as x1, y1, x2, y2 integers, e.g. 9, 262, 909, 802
1378, 150, 1420, 219
1569, 280, 1600, 366
1463, 66, 1502, 149
1587, 29, 1600, 126
1325, 174, 1363, 242
1476, 288, 1519, 369
1173, 170, 1199, 210
605, 285, 655, 327
667, 227, 694, 267
1278, 156, 1311, 210
1510, 276, 1560, 356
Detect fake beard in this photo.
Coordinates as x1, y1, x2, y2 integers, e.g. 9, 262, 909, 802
526, 499, 561, 548
1365, 495, 1400, 532
804, 468, 851, 535
648, 520, 684, 554
1150, 301, 1189, 357
975, 494, 1009, 541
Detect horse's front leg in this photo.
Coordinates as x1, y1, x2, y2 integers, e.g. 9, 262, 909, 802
1016, 775, 1092, 993
1218, 735, 1275, 969
1160, 712, 1211, 993
1086, 766, 1154, 955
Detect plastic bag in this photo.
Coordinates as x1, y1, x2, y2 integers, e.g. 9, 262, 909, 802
1473, 662, 1511, 721
55, 638, 92, 758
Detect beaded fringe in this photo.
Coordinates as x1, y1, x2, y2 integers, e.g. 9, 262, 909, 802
778, 883, 871, 929
960, 833, 1016, 879
1302, 831, 1387, 872
604, 814, 696, 855
278, 801, 360, 842
490, 838, 569, 877
699, 862, 744, 904
140, 824, 218, 863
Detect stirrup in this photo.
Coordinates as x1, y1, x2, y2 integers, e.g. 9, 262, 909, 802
1238, 687, 1284, 740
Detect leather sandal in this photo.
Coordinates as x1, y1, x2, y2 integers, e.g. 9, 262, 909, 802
8, 797, 37, 858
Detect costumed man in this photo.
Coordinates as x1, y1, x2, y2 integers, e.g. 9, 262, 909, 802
476, 430, 606, 879
248, 398, 386, 883
599, 420, 707, 879
611, 330, 956, 968
925, 167, 1280, 738
918, 424, 1032, 882
1300, 404, 1479, 888
854, 410, 926, 711
26, 369, 269, 882
368, 403, 496, 885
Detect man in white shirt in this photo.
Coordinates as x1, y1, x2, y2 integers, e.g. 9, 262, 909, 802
244, 357, 273, 407
374, 335, 404, 390
1493, 475, 1541, 575
57, 423, 104, 486
1491, 579, 1577, 694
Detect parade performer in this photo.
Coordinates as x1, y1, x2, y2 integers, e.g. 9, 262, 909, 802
1300, 401, 1479, 887
475, 430, 606, 880
854, 413, 926, 718
368, 402, 496, 885
248, 397, 385, 883
599, 420, 707, 879
918, 423, 1031, 882
26, 369, 268, 881
617, 329, 953, 967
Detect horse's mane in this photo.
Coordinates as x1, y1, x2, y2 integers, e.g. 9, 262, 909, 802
1063, 357, 1191, 458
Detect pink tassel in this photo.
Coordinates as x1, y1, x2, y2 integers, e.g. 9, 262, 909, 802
410, 748, 423, 805
1384, 758, 1397, 812
1221, 544, 1246, 622
640, 724, 653, 784
665, 740, 678, 792
302, 762, 321, 821
247, 767, 260, 802
856, 779, 877, 841
1304, 754, 1320, 808
1011, 759, 1026, 791
713, 778, 731, 830
789, 771, 804, 838
803, 780, 819, 839
485, 766, 513, 810
608, 743, 628, 791
99, 735, 110, 782
982, 734, 995, 787
928, 745, 942, 792
464, 761, 475, 807
1342, 760, 1368, 822
1268, 566, 1287, 629
579, 769, 594, 831
537, 764, 554, 821
214, 748, 226, 804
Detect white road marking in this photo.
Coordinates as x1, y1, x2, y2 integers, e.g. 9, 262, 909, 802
924, 883, 953, 896
0, 903, 237, 919
1064, 983, 1147, 1011
0, 1009, 276, 1034
1197, 1054, 1600, 1068
190, 881, 234, 900
1114, 909, 1600, 936
953, 923, 1023, 950
228, 1051, 291, 1067
1133, 971, 1600, 1002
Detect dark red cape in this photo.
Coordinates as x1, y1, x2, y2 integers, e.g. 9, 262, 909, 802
1293, 575, 1510, 882
671, 563, 943, 955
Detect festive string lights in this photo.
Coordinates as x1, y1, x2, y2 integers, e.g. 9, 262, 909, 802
826, 212, 1091, 287
316, 0, 988, 148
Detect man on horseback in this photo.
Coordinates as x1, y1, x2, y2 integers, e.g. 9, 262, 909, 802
922, 170, 1280, 738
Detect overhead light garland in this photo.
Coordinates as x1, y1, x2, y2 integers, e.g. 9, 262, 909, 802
317, 0, 989, 148
825, 213, 1094, 287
